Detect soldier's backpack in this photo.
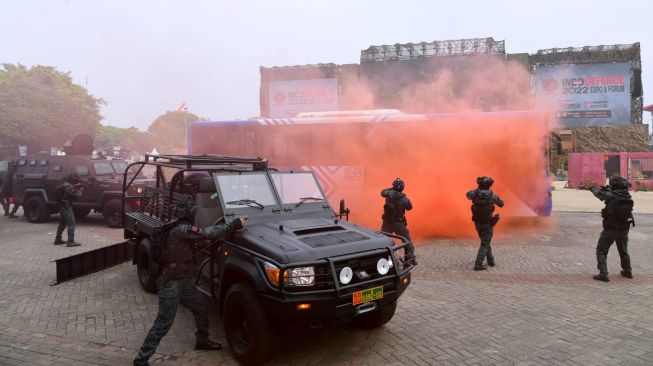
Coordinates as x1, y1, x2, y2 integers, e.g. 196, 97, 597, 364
603, 196, 634, 230
471, 190, 494, 224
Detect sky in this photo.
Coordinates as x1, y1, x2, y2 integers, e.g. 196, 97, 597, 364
1, 0, 651, 131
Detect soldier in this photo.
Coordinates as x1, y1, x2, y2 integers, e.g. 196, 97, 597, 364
381, 178, 417, 265
590, 176, 635, 282
53, 174, 83, 247
467, 176, 504, 271
134, 199, 245, 366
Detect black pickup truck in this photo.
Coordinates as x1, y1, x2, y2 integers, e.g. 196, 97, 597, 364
122, 154, 415, 365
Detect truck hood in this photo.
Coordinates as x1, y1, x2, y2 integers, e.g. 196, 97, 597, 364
241, 217, 393, 264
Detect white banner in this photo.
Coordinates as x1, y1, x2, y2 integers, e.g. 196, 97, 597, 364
269, 78, 338, 118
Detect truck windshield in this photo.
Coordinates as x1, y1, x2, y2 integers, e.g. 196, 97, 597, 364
111, 161, 128, 173
93, 162, 114, 175
215, 173, 278, 209
271, 172, 325, 205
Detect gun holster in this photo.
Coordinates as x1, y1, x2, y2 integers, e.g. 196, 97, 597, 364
490, 214, 500, 226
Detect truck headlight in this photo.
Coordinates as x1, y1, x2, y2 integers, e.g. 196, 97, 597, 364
287, 266, 315, 286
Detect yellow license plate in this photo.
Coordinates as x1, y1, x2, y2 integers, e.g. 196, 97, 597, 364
352, 286, 383, 305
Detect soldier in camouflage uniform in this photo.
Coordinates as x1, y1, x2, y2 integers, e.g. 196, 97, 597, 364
381, 178, 417, 265
590, 176, 635, 282
134, 199, 245, 366
467, 176, 504, 271
54, 174, 83, 247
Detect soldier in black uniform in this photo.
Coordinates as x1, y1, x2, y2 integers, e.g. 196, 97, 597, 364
467, 176, 504, 271
590, 176, 635, 282
381, 178, 416, 265
53, 174, 83, 247
134, 199, 245, 366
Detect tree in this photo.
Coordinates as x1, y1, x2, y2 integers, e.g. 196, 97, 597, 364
0, 64, 104, 149
147, 111, 202, 153
95, 125, 149, 154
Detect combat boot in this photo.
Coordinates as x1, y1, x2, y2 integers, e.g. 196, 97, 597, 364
195, 340, 221, 351
593, 274, 609, 282
620, 270, 633, 279
53, 238, 66, 245
473, 263, 487, 271
487, 258, 496, 267
66, 241, 81, 247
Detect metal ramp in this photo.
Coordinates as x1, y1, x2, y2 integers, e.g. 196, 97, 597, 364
51, 241, 134, 285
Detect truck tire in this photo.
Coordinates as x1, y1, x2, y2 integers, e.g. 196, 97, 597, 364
73, 207, 91, 219
352, 300, 397, 328
24, 196, 50, 223
103, 199, 122, 228
136, 238, 159, 293
224, 282, 275, 365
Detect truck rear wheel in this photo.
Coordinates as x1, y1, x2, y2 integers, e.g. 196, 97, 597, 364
224, 283, 275, 365
25, 196, 50, 223
352, 300, 397, 328
103, 199, 122, 228
136, 238, 159, 293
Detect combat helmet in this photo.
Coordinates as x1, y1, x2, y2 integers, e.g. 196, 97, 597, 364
608, 176, 629, 190
477, 176, 494, 190
392, 178, 405, 192
175, 198, 199, 222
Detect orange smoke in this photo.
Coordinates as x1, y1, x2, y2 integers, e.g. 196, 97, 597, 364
331, 112, 552, 239
193, 55, 555, 240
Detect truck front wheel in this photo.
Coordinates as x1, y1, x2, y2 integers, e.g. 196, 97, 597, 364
224, 283, 275, 365
103, 199, 122, 228
25, 196, 50, 223
352, 300, 397, 328
136, 238, 159, 293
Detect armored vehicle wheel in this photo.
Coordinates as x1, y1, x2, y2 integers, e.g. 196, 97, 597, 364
136, 239, 159, 293
103, 199, 122, 228
352, 300, 397, 328
224, 283, 275, 365
24, 196, 50, 223
73, 207, 91, 219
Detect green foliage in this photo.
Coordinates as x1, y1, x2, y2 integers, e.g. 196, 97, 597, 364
634, 180, 650, 192
579, 179, 597, 190
95, 125, 148, 155
0, 64, 104, 147
147, 111, 201, 153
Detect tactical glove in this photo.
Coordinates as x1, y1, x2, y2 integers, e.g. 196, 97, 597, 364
229, 218, 245, 232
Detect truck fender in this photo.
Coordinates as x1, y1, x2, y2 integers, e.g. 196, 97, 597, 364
219, 259, 265, 314
23, 189, 49, 203
99, 191, 122, 208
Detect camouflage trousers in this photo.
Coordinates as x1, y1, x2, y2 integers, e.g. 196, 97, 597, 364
134, 275, 210, 364
596, 228, 631, 276
474, 223, 494, 265
56, 206, 76, 242
381, 220, 415, 258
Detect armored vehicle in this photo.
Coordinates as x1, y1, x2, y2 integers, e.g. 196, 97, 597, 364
1, 154, 149, 227
123, 154, 415, 365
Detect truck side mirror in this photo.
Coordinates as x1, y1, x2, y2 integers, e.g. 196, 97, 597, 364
338, 199, 350, 221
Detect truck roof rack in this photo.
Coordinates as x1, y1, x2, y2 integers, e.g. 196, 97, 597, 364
143, 154, 268, 171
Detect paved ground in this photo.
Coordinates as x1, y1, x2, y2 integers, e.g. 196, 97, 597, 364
1, 196, 652, 365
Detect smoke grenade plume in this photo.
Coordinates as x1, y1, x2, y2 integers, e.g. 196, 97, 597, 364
193, 56, 555, 240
